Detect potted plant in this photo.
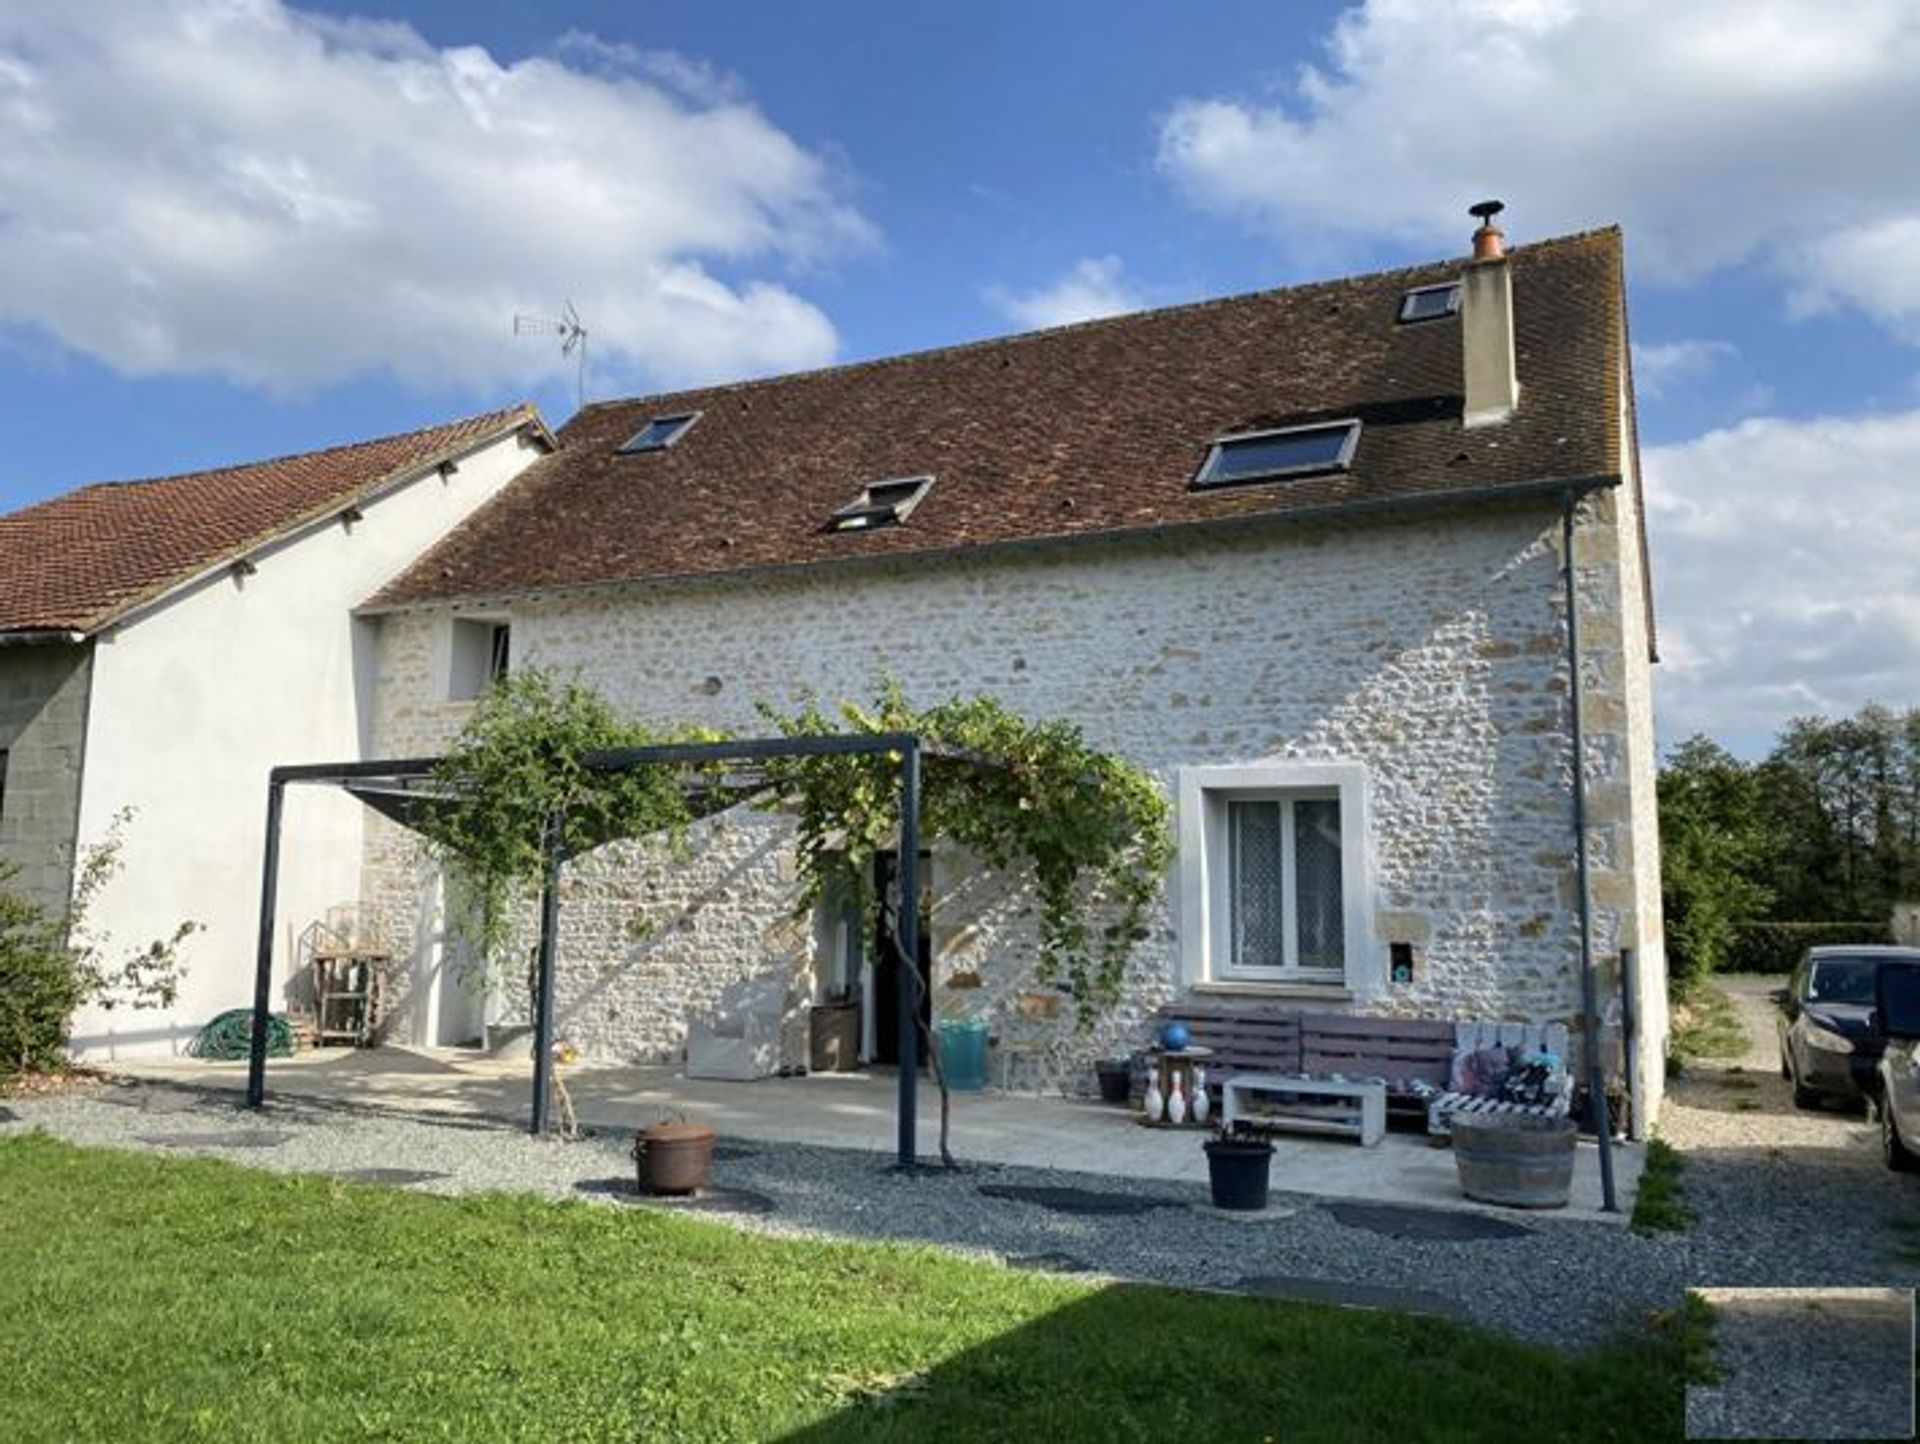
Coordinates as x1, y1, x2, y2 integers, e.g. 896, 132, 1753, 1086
1203, 1119, 1274, 1210
632, 1114, 716, 1196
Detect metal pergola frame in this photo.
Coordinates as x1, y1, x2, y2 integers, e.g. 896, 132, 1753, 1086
244, 731, 970, 1167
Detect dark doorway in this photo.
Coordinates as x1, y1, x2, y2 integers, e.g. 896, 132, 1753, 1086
872, 849, 932, 1067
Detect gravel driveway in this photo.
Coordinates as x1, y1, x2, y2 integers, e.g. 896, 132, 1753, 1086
1685, 1287, 1914, 1440
1663, 976, 1919, 1435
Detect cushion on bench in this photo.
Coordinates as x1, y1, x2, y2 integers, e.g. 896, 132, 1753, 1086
1427, 1020, 1571, 1135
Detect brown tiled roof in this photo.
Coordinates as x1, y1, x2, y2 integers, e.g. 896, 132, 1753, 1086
0, 406, 546, 634
370, 229, 1626, 611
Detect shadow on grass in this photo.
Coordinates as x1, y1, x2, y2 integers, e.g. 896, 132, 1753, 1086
769, 1281, 1683, 1444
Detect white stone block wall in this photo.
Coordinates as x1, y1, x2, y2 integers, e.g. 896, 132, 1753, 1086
359, 497, 1665, 1110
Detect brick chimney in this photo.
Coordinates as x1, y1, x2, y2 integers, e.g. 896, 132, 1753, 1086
1461, 200, 1519, 427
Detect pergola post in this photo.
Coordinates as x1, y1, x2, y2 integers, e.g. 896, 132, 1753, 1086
895, 739, 921, 1168
245, 777, 286, 1109
529, 807, 565, 1136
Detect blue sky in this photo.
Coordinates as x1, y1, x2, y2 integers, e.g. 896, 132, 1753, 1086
0, 1, 1914, 754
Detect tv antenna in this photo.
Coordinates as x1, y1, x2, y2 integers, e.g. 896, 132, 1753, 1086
513, 301, 588, 412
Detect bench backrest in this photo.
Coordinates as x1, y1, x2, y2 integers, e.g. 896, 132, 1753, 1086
1158, 1003, 1301, 1077
1300, 1012, 1455, 1086
1455, 1019, 1569, 1070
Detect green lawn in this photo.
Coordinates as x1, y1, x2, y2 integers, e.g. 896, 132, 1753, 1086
0, 1134, 1681, 1443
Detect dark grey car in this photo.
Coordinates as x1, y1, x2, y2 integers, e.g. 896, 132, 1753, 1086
1774, 946, 1920, 1108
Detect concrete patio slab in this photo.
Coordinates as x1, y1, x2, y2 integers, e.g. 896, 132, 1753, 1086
112, 1045, 1642, 1225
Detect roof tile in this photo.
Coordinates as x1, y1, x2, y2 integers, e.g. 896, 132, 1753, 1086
373, 230, 1624, 612
0, 406, 539, 633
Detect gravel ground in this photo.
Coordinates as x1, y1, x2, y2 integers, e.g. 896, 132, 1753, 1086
0, 1079, 1685, 1356
1685, 1288, 1915, 1440
9, 978, 1911, 1370
1663, 977, 1920, 1436
1660, 977, 1920, 1291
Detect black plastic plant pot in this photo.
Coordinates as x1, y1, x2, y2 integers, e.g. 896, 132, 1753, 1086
1094, 1059, 1132, 1105
1204, 1135, 1275, 1210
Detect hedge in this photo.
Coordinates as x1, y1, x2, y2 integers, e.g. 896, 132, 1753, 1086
1721, 919, 1894, 973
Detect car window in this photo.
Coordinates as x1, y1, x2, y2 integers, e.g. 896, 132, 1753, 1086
1808, 958, 1876, 1004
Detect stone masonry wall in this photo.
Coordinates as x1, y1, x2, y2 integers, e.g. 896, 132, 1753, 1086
0, 641, 91, 916
360, 498, 1661, 1104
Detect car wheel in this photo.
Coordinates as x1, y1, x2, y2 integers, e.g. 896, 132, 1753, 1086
1881, 1100, 1918, 1174
1787, 1048, 1821, 1110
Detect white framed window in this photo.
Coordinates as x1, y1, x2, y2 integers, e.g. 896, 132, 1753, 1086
1178, 762, 1375, 991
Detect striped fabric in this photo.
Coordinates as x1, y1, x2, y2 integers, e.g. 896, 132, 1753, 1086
1426, 1088, 1569, 1136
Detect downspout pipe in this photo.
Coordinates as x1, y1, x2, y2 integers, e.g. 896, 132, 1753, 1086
1562, 490, 1619, 1212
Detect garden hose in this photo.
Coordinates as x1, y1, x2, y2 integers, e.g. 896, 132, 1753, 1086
187, 1009, 294, 1061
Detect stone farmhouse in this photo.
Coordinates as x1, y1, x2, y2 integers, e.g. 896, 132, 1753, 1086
357, 220, 1666, 1125
0, 218, 1666, 1126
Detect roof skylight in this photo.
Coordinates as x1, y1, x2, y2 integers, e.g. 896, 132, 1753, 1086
826, 476, 934, 532
1397, 283, 1460, 324
1193, 422, 1361, 489
617, 412, 700, 454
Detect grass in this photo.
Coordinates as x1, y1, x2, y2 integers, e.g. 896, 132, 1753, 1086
0, 1133, 1683, 1443
1674, 1292, 1720, 1384
1668, 983, 1750, 1070
1631, 1137, 1694, 1233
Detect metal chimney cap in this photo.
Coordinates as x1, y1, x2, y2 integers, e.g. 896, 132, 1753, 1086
1469, 200, 1508, 260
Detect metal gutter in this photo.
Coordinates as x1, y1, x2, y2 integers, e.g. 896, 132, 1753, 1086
0, 629, 87, 646
357, 471, 1625, 619
1563, 488, 1618, 1212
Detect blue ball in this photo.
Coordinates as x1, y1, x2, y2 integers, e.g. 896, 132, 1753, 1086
1161, 1021, 1191, 1051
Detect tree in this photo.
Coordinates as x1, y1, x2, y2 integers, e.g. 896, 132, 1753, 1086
413, 670, 714, 1009
1657, 736, 1771, 992
1755, 706, 1920, 921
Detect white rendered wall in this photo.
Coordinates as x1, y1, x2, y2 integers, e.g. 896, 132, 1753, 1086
66, 430, 542, 1059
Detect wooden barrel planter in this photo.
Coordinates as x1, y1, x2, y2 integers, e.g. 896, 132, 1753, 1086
632, 1120, 716, 1196
1451, 1114, 1577, 1208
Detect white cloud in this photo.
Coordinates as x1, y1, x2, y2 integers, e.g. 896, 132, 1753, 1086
986, 256, 1144, 330
1157, 0, 1920, 340
1644, 409, 1920, 744
1785, 216, 1920, 344
0, 1, 878, 395
1631, 340, 1737, 399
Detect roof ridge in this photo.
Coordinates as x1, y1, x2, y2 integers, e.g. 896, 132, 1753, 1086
58, 402, 536, 498
576, 227, 1623, 419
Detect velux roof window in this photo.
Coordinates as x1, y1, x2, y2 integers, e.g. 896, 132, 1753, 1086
1397, 283, 1460, 324
617, 411, 700, 454
1194, 421, 1361, 489
826, 476, 934, 532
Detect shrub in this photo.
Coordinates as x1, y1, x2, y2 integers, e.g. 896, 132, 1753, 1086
0, 811, 197, 1080
0, 876, 83, 1075
1721, 919, 1894, 973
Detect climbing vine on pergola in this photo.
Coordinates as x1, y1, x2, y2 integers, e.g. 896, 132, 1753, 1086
247, 672, 1173, 1162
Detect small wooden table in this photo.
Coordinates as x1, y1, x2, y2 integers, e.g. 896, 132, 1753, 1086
1222, 1073, 1387, 1147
